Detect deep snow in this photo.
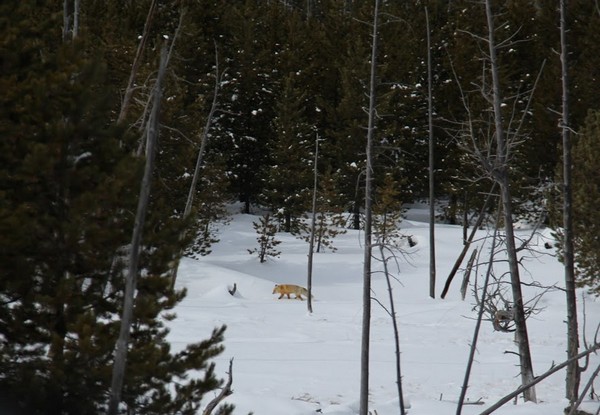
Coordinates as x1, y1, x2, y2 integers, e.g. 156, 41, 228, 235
167, 205, 600, 415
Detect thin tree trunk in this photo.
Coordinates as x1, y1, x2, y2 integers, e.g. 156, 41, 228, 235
307, 135, 319, 314
484, 0, 536, 402
441, 183, 496, 299
72, 0, 79, 39
560, 0, 580, 403
182, 41, 220, 218
202, 358, 235, 415
457, 209, 500, 415
108, 44, 168, 415
136, 7, 185, 157
425, 6, 436, 299
480, 341, 600, 415
62, 0, 73, 42
568, 361, 600, 415
118, 0, 158, 124
359, 1, 380, 413
378, 244, 406, 415
460, 248, 478, 301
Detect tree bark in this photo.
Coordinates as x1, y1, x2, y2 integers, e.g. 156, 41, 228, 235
484, 0, 536, 402
378, 243, 406, 415
183, 42, 220, 218
202, 358, 234, 415
479, 341, 600, 415
457, 213, 500, 415
108, 44, 168, 415
441, 184, 496, 299
60, 0, 78, 42
307, 135, 319, 314
560, 0, 581, 404
73, 0, 79, 39
425, 5, 436, 299
359, 1, 380, 413
117, 0, 158, 124
169, 40, 221, 290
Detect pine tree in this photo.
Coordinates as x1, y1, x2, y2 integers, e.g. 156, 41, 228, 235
571, 110, 600, 294
261, 73, 314, 233
248, 214, 282, 263
0, 3, 232, 414
373, 174, 405, 247
0, 7, 136, 412
185, 155, 232, 258
213, 1, 281, 214
314, 170, 348, 252
297, 169, 348, 252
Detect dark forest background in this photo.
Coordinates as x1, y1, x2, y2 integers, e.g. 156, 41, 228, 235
2, 1, 600, 414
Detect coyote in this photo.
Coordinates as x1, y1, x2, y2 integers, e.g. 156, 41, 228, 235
272, 284, 311, 300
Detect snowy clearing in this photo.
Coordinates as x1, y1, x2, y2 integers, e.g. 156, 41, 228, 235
167, 207, 600, 415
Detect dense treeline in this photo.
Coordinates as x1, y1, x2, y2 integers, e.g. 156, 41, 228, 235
1, 0, 600, 413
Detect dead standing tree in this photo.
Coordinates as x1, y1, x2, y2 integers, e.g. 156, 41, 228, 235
559, 0, 582, 404
456, 206, 501, 415
306, 135, 319, 314
108, 43, 168, 415
480, 0, 537, 402
425, 5, 436, 299
448, 0, 542, 403
170, 40, 224, 289
62, 0, 80, 42
118, 0, 158, 124
359, 0, 381, 413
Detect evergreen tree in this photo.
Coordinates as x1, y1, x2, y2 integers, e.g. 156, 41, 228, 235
373, 174, 405, 247
0, 7, 135, 412
325, 32, 371, 229
571, 110, 600, 294
0, 3, 232, 413
185, 155, 232, 258
214, 1, 281, 214
248, 214, 282, 263
261, 73, 314, 233
298, 169, 348, 252
313, 170, 348, 252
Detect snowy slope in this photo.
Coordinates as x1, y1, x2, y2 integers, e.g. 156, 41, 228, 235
167, 208, 600, 415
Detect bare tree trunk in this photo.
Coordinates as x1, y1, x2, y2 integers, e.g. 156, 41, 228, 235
378, 244, 406, 415
484, 0, 536, 402
480, 341, 600, 415
202, 358, 235, 415
73, 0, 79, 39
359, 0, 380, 413
441, 184, 496, 299
307, 135, 319, 314
118, 0, 158, 124
460, 248, 478, 301
560, 0, 581, 404
183, 41, 221, 219
567, 361, 600, 415
457, 209, 500, 415
425, 6, 436, 299
108, 44, 168, 415
62, 0, 73, 42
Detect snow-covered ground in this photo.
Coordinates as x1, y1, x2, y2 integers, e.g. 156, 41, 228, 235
167, 206, 600, 415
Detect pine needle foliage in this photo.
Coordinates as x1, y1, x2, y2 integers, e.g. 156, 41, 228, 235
0, 3, 232, 414
248, 214, 281, 263
571, 110, 600, 295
